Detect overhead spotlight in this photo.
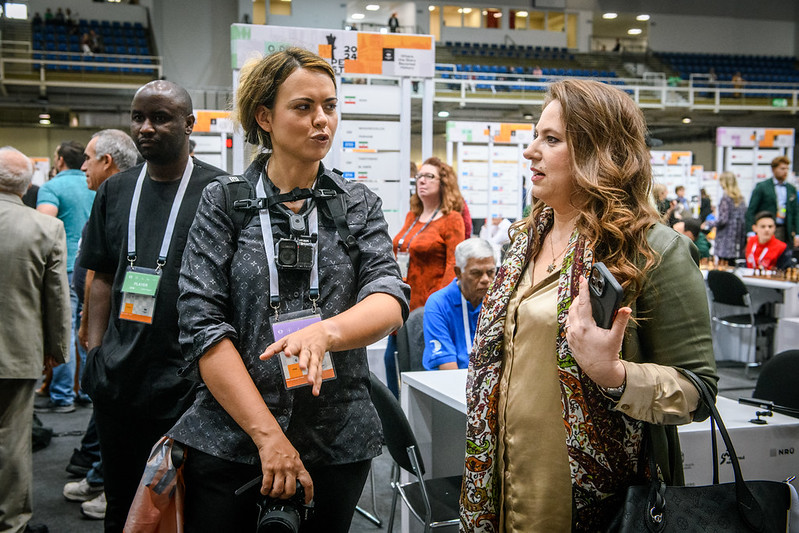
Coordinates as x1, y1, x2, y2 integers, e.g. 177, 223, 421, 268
627, 28, 642, 35
351, 13, 365, 19
39, 118, 51, 125
523, 113, 534, 120
516, 11, 528, 17
636, 14, 650, 21
462, 8, 472, 14
602, 12, 617, 19
366, 4, 379, 10
481, 10, 487, 15
428, 5, 435, 11
494, 12, 501, 17
438, 110, 450, 118
682, 116, 692, 124
38, 113, 50, 119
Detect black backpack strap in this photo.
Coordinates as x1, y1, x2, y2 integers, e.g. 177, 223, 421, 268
325, 192, 361, 272
213, 175, 256, 237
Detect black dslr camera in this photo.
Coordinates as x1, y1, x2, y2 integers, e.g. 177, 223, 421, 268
275, 213, 316, 270
256, 482, 314, 533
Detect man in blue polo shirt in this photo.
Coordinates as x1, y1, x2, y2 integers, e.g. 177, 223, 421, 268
423, 238, 496, 370
36, 140, 95, 413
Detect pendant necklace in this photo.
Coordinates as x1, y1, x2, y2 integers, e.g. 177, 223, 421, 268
546, 229, 571, 273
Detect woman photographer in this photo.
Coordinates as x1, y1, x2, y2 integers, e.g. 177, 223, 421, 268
168, 48, 409, 532
459, 80, 717, 531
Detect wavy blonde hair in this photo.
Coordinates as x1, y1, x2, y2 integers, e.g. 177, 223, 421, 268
513, 79, 660, 297
409, 156, 464, 216
233, 47, 336, 150
719, 171, 744, 206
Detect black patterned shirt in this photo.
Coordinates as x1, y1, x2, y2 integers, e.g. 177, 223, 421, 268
168, 158, 409, 466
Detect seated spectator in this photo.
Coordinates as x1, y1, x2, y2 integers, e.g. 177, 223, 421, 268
673, 218, 711, 259
478, 215, 511, 262
32, 12, 43, 26
423, 239, 496, 370
746, 211, 792, 270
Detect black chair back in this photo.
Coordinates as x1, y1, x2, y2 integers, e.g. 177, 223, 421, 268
369, 372, 426, 476
753, 350, 799, 410
396, 307, 426, 373
707, 270, 749, 307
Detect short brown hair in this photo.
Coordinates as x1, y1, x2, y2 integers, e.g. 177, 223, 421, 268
772, 155, 790, 168
410, 156, 464, 216
233, 47, 336, 150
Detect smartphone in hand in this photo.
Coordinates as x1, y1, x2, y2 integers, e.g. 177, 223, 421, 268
588, 262, 624, 329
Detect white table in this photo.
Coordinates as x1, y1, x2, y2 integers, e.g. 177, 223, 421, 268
703, 269, 799, 359
401, 369, 799, 488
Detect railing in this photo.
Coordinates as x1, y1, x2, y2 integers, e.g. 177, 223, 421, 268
431, 67, 799, 113
0, 48, 162, 90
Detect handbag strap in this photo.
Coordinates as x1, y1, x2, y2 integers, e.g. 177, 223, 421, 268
680, 369, 770, 532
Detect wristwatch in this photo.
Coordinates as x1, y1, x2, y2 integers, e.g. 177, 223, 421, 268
600, 380, 626, 400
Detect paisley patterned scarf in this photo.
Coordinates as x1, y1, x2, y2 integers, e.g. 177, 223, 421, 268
459, 208, 644, 532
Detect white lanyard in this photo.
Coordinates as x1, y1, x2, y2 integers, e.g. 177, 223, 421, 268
255, 173, 320, 314
396, 207, 440, 252
751, 244, 769, 268
126, 159, 194, 270
461, 290, 473, 354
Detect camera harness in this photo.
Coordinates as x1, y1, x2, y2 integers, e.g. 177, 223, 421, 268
216, 163, 361, 320
255, 172, 321, 316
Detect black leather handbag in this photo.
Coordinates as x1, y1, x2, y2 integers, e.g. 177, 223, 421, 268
609, 369, 791, 532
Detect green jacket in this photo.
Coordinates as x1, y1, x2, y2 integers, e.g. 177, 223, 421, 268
746, 178, 799, 238
622, 224, 718, 484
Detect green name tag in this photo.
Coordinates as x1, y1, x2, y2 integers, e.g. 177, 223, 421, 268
122, 270, 160, 296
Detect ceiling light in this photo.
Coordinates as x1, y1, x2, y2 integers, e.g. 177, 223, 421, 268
636, 14, 650, 21
38, 113, 50, 119
39, 118, 51, 125
627, 28, 642, 35
682, 116, 692, 124
438, 110, 450, 118
523, 113, 534, 120
457, 8, 463, 13
494, 12, 501, 17
602, 12, 617, 19
481, 10, 487, 15
351, 13, 365, 19
366, 4, 379, 11
462, 8, 472, 14
429, 5, 435, 11
516, 11, 528, 17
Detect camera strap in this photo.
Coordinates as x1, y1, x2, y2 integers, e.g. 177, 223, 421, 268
256, 174, 319, 317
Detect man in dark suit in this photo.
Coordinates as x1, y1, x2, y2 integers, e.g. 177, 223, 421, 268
0, 146, 71, 533
746, 155, 799, 249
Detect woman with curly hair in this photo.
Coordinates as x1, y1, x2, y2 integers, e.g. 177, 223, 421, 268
383, 156, 465, 395
459, 79, 717, 531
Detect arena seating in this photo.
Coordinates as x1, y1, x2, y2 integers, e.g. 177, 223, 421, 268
30, 19, 154, 75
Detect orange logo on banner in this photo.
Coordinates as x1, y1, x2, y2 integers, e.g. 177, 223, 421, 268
494, 123, 533, 143
318, 44, 332, 59
668, 152, 691, 165
343, 34, 433, 74
194, 110, 230, 133
758, 129, 793, 148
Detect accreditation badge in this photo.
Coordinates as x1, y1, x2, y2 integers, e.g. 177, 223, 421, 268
396, 251, 410, 280
270, 309, 336, 390
119, 266, 161, 324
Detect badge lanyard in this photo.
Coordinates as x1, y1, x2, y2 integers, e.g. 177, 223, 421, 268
127, 159, 194, 270
461, 291, 473, 354
119, 159, 193, 324
255, 172, 320, 317
396, 207, 440, 253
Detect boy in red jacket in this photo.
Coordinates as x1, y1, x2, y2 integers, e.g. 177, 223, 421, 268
746, 211, 792, 269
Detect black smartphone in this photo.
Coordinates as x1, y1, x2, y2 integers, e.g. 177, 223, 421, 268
588, 262, 624, 329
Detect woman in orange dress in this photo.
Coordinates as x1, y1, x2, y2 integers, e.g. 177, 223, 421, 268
383, 156, 465, 395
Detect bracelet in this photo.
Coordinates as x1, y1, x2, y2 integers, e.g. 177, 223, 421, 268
600, 378, 626, 400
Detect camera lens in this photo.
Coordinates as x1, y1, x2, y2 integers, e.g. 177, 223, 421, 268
277, 241, 298, 266
258, 507, 300, 533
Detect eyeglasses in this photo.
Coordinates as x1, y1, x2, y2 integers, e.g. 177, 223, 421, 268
414, 173, 439, 181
